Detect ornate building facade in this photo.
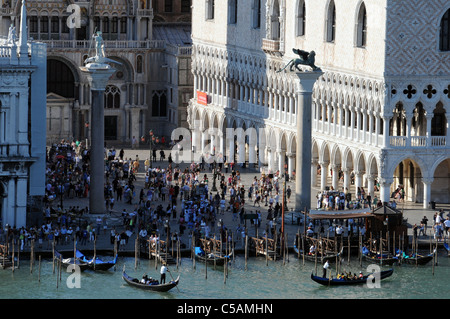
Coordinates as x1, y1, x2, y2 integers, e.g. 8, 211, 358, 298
0, 0, 192, 145
188, 0, 450, 207
0, 0, 47, 228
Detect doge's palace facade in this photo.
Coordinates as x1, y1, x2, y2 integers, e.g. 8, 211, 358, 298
188, 0, 450, 208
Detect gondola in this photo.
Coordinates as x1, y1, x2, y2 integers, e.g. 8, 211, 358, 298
75, 250, 118, 271
194, 247, 231, 266
361, 247, 399, 265
444, 243, 449, 254
54, 250, 91, 271
399, 249, 435, 265
311, 268, 394, 286
122, 269, 179, 292
293, 245, 343, 264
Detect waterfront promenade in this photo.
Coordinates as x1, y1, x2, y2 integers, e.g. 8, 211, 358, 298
14, 147, 450, 258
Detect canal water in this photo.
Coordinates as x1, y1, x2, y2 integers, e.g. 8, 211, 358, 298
1, 252, 449, 299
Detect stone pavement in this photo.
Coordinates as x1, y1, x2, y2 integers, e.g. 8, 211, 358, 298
30, 147, 450, 257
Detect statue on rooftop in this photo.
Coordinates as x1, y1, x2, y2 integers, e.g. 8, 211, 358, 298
277, 48, 321, 73
7, 24, 17, 45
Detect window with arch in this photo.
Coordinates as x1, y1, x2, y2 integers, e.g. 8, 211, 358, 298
296, 0, 306, 37
181, 0, 191, 13
325, 0, 336, 43
104, 85, 121, 109
152, 90, 167, 117
206, 0, 215, 20
111, 16, 118, 34
440, 8, 450, 51
41, 16, 49, 33
270, 0, 281, 40
252, 0, 261, 29
51, 16, 59, 34
229, 0, 238, 25
136, 55, 143, 73
165, 0, 173, 13
120, 17, 127, 33
102, 17, 110, 33
30, 16, 38, 33
356, 2, 367, 48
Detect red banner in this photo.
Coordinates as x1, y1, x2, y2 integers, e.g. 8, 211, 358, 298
197, 91, 208, 105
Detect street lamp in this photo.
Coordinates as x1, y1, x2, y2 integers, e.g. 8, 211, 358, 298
212, 160, 217, 192
149, 130, 155, 168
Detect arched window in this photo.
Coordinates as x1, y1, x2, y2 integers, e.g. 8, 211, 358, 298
252, 0, 261, 29
165, 0, 173, 13
356, 2, 367, 47
229, 0, 238, 24
51, 16, 59, 34
326, 0, 336, 43
271, 0, 281, 40
47, 59, 75, 98
296, 0, 306, 37
181, 0, 191, 13
102, 17, 110, 33
206, 0, 215, 20
136, 55, 143, 73
111, 16, 118, 34
104, 85, 121, 109
440, 8, 450, 51
152, 90, 167, 117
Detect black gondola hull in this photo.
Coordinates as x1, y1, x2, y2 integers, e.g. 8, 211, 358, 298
311, 269, 394, 286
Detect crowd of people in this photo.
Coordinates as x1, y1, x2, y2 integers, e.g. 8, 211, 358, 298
1, 139, 449, 256
315, 187, 383, 211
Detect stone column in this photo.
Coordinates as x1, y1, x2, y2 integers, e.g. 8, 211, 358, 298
422, 177, 434, 209
287, 153, 295, 178
80, 64, 116, 214
367, 175, 375, 198
311, 160, 318, 187
343, 167, 350, 192
319, 161, 328, 191
294, 71, 323, 211
379, 178, 393, 205
331, 164, 339, 190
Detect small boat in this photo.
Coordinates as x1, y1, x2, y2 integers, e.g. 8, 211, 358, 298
361, 247, 399, 265
399, 249, 435, 265
54, 250, 90, 271
311, 268, 394, 286
194, 246, 231, 266
76, 250, 118, 271
444, 243, 449, 254
122, 269, 179, 292
293, 245, 343, 264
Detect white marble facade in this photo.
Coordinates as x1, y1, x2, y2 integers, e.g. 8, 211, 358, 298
0, 0, 47, 228
188, 0, 450, 207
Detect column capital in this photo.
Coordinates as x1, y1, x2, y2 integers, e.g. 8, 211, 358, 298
294, 71, 323, 93
422, 177, 434, 185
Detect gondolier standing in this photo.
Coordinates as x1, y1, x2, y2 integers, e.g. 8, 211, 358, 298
160, 263, 168, 284
323, 260, 330, 278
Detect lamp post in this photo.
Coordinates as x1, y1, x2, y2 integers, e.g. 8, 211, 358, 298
149, 130, 153, 169
164, 219, 170, 263
212, 160, 217, 192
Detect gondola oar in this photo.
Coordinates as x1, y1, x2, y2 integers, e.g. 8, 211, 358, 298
166, 266, 180, 292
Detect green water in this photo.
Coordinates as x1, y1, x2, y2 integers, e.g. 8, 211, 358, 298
1, 252, 449, 299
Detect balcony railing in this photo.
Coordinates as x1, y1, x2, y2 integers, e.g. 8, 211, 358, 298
262, 38, 280, 53
41, 39, 167, 50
